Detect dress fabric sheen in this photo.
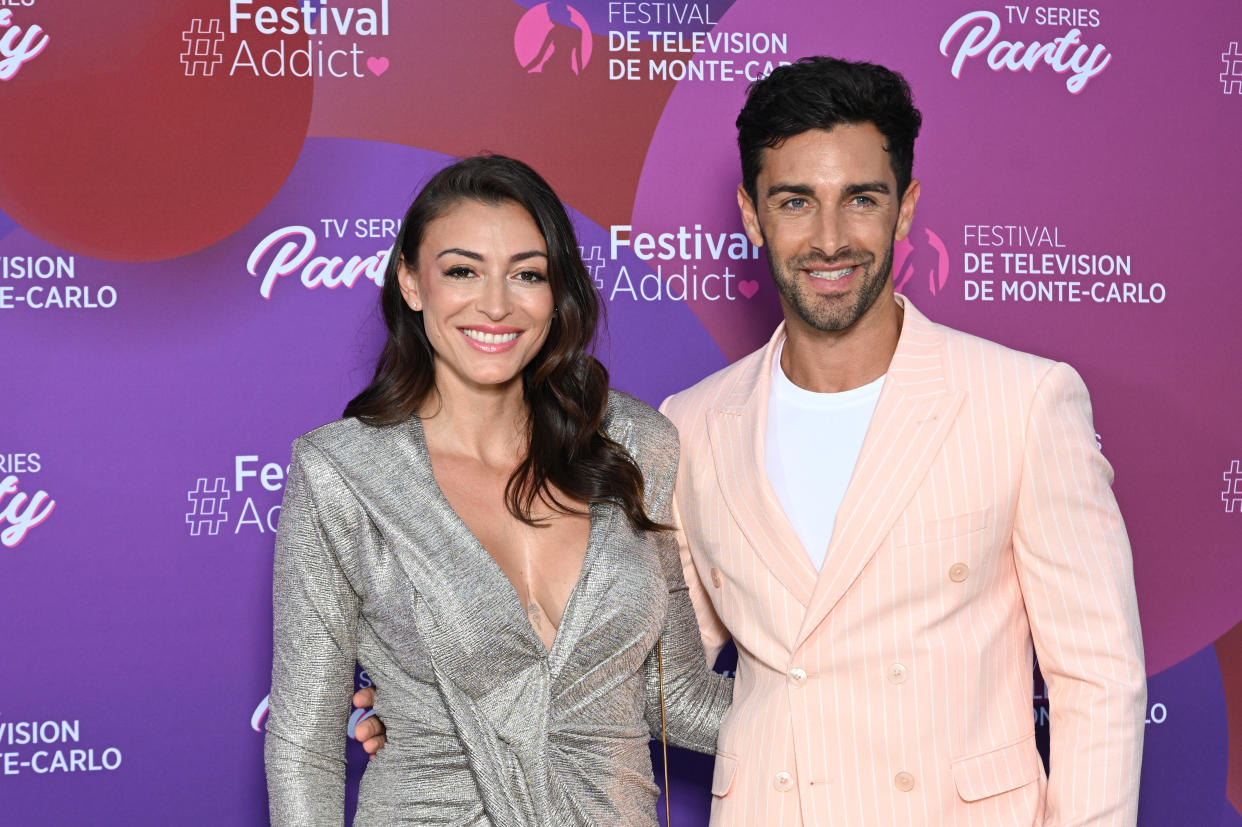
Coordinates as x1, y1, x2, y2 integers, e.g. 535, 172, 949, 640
265, 391, 732, 826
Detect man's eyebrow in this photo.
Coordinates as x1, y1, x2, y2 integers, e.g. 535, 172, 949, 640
765, 181, 892, 199
766, 183, 815, 199
845, 181, 891, 196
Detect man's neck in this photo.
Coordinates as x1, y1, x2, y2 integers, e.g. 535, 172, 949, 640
779, 294, 903, 393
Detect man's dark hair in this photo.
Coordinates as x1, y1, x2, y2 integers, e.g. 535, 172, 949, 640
737, 56, 923, 202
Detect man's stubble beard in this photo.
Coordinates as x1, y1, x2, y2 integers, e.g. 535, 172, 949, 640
763, 231, 895, 334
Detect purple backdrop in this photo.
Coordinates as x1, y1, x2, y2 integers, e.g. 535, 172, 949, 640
2, 0, 1241, 823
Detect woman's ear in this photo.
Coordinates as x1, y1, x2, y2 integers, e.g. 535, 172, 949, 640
397, 260, 422, 311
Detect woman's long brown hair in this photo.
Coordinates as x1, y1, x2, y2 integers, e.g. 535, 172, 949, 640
344, 155, 662, 532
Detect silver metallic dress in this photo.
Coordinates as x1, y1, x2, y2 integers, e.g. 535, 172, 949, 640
265, 392, 732, 825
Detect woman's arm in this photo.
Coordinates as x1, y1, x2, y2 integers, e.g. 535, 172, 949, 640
265, 439, 361, 827
643, 521, 734, 754
639, 421, 732, 754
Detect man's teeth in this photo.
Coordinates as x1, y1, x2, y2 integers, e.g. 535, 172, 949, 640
463, 329, 519, 344
808, 267, 853, 281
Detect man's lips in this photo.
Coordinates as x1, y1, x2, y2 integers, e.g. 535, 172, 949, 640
801, 264, 861, 292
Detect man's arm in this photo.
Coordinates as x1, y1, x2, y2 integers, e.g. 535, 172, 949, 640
659, 394, 732, 665
672, 496, 731, 666
1012, 362, 1146, 827
351, 688, 385, 757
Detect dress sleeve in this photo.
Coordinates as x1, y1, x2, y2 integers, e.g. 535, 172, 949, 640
641, 428, 733, 755
265, 440, 361, 827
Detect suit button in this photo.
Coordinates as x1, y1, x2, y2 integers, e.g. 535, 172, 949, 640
887, 663, 908, 684
711, 567, 723, 589
948, 562, 970, 582
788, 667, 807, 686
773, 770, 795, 792
895, 771, 916, 792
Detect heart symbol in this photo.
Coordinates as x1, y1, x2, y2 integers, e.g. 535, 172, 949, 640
738, 280, 760, 299
367, 57, 390, 77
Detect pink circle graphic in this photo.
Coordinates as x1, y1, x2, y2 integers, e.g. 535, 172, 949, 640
513, 3, 593, 75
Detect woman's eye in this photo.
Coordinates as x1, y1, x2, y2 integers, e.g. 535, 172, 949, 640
444, 266, 474, 278
514, 269, 547, 283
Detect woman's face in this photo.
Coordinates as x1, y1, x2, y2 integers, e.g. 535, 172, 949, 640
398, 199, 556, 396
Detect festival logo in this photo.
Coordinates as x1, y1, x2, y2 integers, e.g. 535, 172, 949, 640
939, 7, 1111, 94
0, 716, 123, 776
1223, 460, 1242, 513
0, 255, 118, 311
514, 3, 593, 75
180, 0, 392, 79
185, 455, 287, 537
0, 451, 54, 549
606, 2, 791, 83
958, 221, 1163, 306
1222, 42, 1242, 94
0, 6, 49, 82
893, 226, 950, 297
603, 223, 760, 302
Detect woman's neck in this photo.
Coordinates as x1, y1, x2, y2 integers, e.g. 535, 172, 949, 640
419, 376, 530, 466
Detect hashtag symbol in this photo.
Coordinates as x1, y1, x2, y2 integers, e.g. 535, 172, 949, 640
578, 245, 607, 290
1221, 43, 1242, 94
180, 19, 225, 77
1223, 460, 1242, 512
187, 477, 231, 536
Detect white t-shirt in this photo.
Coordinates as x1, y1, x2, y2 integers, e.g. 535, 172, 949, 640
765, 340, 884, 571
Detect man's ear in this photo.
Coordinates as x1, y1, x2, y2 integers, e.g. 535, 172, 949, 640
397, 260, 422, 311
894, 179, 921, 242
737, 184, 765, 248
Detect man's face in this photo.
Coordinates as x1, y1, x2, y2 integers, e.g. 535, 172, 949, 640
738, 123, 920, 334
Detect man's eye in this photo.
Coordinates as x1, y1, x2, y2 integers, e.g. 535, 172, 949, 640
850, 195, 877, 207
783, 197, 808, 210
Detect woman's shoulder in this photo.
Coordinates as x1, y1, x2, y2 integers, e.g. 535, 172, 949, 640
291, 416, 411, 474
603, 390, 679, 464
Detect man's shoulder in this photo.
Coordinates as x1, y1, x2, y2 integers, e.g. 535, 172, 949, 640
929, 317, 1059, 390
660, 344, 767, 427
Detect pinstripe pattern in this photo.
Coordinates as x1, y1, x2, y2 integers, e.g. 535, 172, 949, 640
660, 296, 1145, 827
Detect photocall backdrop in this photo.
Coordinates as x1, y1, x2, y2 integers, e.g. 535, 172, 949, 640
2, 0, 1240, 824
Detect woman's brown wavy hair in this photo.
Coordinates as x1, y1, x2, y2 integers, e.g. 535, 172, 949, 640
344, 154, 662, 531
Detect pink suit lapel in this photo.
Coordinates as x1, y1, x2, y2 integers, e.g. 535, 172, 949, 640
794, 296, 965, 649
706, 323, 817, 607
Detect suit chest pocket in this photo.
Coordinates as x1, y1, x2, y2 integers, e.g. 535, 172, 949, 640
891, 507, 991, 549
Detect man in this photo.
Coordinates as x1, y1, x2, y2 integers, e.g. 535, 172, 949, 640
356, 56, 1146, 826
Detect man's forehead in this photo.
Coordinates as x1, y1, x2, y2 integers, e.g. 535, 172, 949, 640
757, 124, 895, 190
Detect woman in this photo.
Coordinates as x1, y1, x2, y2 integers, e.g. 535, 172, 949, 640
265, 154, 731, 825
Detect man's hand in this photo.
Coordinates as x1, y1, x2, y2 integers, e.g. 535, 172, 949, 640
351, 687, 387, 759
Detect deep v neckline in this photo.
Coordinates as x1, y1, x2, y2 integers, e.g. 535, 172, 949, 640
408, 416, 606, 661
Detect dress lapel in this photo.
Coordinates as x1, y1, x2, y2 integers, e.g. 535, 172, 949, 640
794, 296, 965, 648
707, 324, 817, 607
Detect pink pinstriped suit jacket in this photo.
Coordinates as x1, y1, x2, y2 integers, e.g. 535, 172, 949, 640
660, 296, 1146, 826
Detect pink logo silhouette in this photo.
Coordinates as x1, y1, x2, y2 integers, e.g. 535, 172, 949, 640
514, 3, 593, 75
893, 226, 950, 296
